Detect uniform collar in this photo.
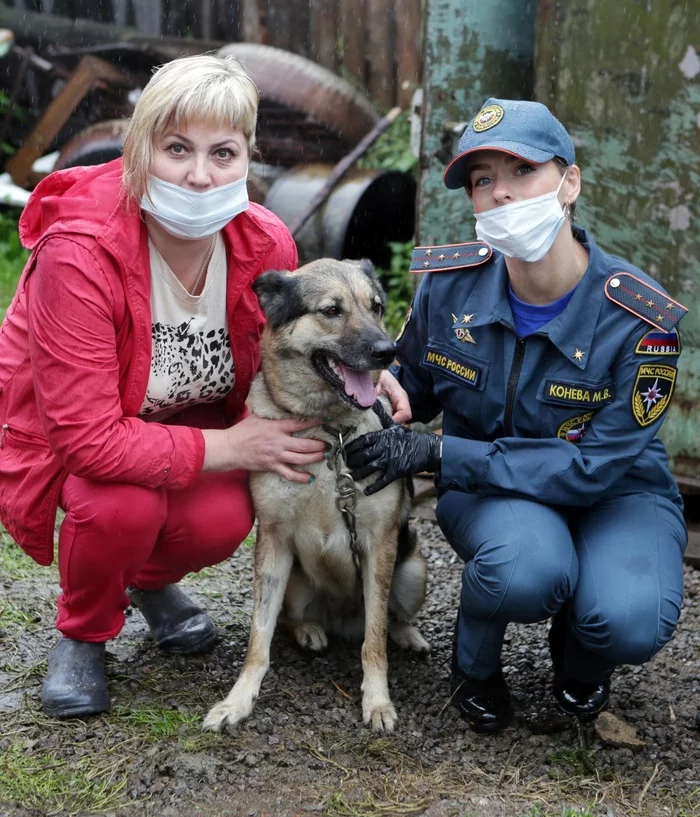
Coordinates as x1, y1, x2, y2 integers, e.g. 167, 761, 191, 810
455, 228, 606, 370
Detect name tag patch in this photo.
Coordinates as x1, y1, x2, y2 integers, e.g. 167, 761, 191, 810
422, 347, 481, 387
557, 412, 594, 443
635, 328, 681, 356
632, 364, 677, 427
543, 380, 614, 408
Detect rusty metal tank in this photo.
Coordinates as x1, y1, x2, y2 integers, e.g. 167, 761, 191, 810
264, 164, 416, 269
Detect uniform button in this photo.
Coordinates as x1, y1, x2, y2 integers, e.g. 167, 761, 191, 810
609, 277, 620, 288
478, 247, 489, 256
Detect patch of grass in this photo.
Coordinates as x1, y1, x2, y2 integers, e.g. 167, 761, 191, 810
113, 705, 199, 741
0, 208, 27, 321
547, 747, 598, 778
0, 527, 46, 579
0, 741, 130, 817
0, 601, 39, 628
111, 704, 219, 752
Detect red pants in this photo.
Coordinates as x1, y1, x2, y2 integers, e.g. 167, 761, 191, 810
56, 469, 253, 641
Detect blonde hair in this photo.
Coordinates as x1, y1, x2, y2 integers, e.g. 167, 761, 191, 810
122, 53, 259, 203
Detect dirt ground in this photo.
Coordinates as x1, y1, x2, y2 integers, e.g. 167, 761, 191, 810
1, 489, 699, 817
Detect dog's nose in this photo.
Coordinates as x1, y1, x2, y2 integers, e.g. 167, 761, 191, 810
370, 339, 396, 365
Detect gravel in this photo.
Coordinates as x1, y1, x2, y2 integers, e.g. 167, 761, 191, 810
1, 499, 699, 817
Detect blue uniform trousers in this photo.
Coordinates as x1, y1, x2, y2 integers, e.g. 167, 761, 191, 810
436, 490, 687, 683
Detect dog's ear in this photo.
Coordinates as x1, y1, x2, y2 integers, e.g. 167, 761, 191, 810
349, 258, 387, 305
253, 270, 307, 330
353, 258, 378, 284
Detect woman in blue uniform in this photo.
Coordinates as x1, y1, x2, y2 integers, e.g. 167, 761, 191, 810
346, 98, 688, 734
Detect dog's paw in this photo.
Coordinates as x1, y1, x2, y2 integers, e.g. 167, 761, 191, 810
294, 621, 328, 652
202, 697, 253, 733
389, 622, 431, 654
363, 698, 397, 733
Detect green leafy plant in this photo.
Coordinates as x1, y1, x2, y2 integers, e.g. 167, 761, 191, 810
0, 208, 28, 320
381, 239, 415, 340
359, 111, 417, 175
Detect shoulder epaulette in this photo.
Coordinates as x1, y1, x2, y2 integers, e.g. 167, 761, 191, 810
410, 241, 492, 273
604, 272, 688, 331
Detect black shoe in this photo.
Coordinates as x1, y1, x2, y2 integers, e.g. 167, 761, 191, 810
548, 607, 611, 721
450, 666, 512, 734
42, 638, 110, 719
127, 584, 216, 654
552, 673, 611, 721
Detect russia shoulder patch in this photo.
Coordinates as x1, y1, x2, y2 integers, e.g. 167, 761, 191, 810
605, 272, 688, 331
635, 327, 681, 356
410, 242, 492, 273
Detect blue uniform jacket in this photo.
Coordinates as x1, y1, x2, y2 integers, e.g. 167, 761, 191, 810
396, 228, 687, 508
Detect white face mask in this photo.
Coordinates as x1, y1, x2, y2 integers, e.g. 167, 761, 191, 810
140, 172, 249, 240
474, 172, 568, 262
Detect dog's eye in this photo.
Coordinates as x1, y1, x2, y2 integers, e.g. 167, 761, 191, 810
372, 301, 384, 315
322, 306, 342, 317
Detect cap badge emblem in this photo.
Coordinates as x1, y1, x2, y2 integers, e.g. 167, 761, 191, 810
473, 104, 504, 132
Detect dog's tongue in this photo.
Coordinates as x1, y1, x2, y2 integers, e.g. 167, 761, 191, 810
338, 364, 376, 407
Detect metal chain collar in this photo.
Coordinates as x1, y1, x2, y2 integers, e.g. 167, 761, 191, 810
323, 424, 362, 581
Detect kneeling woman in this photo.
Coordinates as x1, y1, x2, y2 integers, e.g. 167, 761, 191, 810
347, 98, 688, 733
0, 54, 326, 718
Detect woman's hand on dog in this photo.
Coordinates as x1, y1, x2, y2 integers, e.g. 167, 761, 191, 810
202, 416, 327, 482
345, 426, 442, 495
376, 371, 412, 424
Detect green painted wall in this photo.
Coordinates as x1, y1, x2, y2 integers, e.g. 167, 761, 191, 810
419, 0, 700, 481
534, 0, 700, 481
417, 0, 536, 244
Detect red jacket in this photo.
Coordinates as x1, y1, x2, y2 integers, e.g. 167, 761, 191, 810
0, 159, 297, 564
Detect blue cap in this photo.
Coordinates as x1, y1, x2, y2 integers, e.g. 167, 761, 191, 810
443, 98, 575, 189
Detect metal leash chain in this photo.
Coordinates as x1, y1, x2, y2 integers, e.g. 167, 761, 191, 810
323, 424, 363, 581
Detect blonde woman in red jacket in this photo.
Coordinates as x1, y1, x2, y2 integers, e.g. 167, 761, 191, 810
0, 54, 326, 718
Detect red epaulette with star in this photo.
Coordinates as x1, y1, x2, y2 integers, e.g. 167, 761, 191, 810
409, 241, 492, 273
604, 273, 688, 331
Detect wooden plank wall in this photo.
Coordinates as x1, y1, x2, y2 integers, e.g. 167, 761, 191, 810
7, 0, 422, 108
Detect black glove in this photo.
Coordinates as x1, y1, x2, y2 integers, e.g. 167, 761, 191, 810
344, 426, 442, 495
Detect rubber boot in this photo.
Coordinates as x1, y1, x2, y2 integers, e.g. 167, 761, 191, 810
42, 638, 109, 719
127, 584, 216, 654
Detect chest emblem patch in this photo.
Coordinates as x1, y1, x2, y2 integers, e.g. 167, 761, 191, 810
632, 364, 677, 427
635, 328, 681, 356
557, 412, 594, 443
422, 347, 481, 387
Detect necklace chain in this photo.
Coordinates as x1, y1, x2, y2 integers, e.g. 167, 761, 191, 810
189, 235, 216, 296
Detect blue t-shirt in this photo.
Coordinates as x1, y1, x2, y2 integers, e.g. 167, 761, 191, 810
507, 283, 577, 338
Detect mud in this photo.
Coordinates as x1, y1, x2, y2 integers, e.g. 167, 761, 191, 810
1, 500, 699, 817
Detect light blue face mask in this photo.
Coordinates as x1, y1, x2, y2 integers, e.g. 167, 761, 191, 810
140, 172, 249, 240
474, 171, 569, 262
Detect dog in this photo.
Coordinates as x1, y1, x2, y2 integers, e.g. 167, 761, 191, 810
203, 258, 429, 734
